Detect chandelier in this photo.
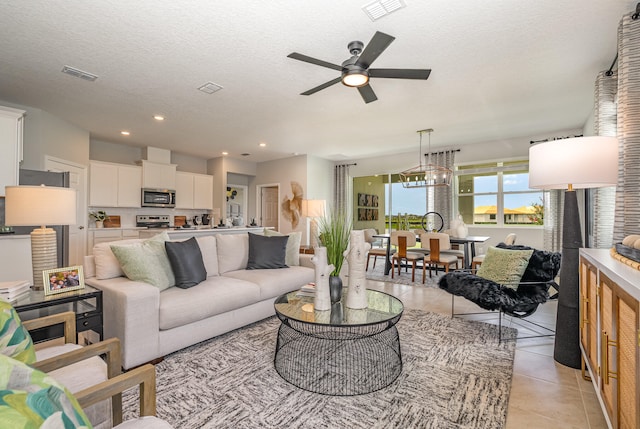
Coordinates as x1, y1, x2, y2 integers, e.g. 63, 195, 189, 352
399, 129, 453, 188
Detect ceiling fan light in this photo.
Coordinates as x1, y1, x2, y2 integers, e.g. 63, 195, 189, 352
342, 70, 369, 87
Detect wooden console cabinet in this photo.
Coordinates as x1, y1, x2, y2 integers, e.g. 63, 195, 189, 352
579, 249, 640, 429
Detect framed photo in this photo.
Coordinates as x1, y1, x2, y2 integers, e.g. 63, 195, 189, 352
42, 266, 85, 296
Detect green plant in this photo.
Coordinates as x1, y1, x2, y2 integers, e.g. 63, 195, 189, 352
89, 210, 109, 222
318, 208, 352, 277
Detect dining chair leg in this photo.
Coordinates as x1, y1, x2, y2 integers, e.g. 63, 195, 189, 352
366, 255, 370, 271
411, 261, 416, 282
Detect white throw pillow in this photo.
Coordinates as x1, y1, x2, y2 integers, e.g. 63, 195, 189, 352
93, 238, 144, 280
263, 229, 301, 266
215, 233, 249, 274
196, 236, 219, 276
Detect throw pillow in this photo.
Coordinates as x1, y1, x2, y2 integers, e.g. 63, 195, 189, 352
476, 246, 533, 289
93, 238, 144, 280
111, 232, 175, 290
0, 353, 92, 428
196, 236, 219, 276
165, 237, 207, 289
215, 233, 249, 274
0, 298, 35, 364
246, 233, 289, 270
264, 229, 302, 266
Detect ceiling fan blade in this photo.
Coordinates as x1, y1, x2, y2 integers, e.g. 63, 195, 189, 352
357, 84, 378, 104
301, 77, 342, 95
356, 31, 395, 69
287, 53, 342, 71
369, 68, 431, 80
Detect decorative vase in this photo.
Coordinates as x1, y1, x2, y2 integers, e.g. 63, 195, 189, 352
345, 230, 370, 309
311, 247, 334, 311
330, 302, 343, 324
95, 220, 104, 228
329, 276, 342, 304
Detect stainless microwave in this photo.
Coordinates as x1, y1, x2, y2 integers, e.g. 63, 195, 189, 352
141, 188, 176, 208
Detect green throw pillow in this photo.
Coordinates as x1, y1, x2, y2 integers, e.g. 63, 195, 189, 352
264, 229, 301, 266
476, 246, 533, 289
111, 232, 175, 290
0, 353, 93, 428
0, 298, 36, 365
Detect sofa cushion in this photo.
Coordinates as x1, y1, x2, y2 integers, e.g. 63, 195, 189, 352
165, 237, 207, 289
195, 236, 219, 277
224, 266, 314, 300
93, 238, 144, 280
247, 233, 288, 270
0, 298, 36, 364
477, 246, 533, 289
216, 233, 249, 274
158, 277, 261, 330
111, 232, 175, 291
264, 229, 301, 266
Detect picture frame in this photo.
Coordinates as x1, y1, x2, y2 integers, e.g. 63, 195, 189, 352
42, 265, 85, 296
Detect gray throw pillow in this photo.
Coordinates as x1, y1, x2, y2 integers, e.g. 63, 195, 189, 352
165, 237, 207, 288
247, 233, 288, 270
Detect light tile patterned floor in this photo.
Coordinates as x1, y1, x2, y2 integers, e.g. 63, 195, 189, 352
364, 277, 608, 429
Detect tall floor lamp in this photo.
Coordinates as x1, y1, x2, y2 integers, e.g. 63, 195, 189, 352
529, 136, 618, 368
301, 199, 326, 247
5, 185, 77, 290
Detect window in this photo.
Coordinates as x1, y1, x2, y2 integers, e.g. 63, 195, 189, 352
456, 160, 543, 226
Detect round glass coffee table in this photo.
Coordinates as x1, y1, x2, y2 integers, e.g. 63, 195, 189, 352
274, 288, 403, 396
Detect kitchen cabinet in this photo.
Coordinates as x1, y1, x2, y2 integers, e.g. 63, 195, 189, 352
0, 106, 25, 196
579, 249, 640, 429
89, 161, 141, 208
175, 171, 213, 210
142, 160, 176, 190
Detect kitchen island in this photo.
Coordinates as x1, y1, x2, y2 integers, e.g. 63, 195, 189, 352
138, 226, 269, 240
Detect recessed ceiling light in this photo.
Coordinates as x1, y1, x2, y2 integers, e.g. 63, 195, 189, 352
222, 151, 229, 155
259, 143, 266, 147
120, 131, 130, 136
153, 115, 165, 121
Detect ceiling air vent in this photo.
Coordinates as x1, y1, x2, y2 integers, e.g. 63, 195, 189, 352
197, 81, 223, 94
362, 0, 406, 21
241, 153, 250, 157
61, 65, 98, 81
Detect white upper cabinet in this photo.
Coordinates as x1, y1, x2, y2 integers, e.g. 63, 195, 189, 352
142, 160, 176, 190
0, 106, 25, 196
175, 171, 213, 210
89, 161, 142, 207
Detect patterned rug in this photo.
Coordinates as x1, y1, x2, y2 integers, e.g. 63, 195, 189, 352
366, 263, 445, 288
123, 310, 516, 428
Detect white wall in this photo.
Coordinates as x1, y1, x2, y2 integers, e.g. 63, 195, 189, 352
90, 139, 142, 165
306, 155, 333, 201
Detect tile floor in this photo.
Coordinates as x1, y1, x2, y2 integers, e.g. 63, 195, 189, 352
364, 277, 609, 429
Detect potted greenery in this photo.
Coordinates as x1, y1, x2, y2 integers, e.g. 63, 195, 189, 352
318, 208, 352, 303
89, 210, 109, 228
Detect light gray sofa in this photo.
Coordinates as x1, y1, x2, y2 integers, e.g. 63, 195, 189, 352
85, 233, 314, 369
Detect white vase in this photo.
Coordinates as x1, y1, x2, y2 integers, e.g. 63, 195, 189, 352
96, 220, 104, 228
311, 247, 333, 311
345, 230, 371, 309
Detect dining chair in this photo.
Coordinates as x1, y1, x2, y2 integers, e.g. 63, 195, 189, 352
391, 231, 423, 282
420, 232, 458, 281
471, 233, 517, 269
364, 228, 387, 270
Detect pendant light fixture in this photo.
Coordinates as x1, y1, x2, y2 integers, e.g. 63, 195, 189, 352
400, 129, 453, 188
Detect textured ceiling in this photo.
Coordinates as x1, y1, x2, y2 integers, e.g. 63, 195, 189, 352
0, 1, 633, 163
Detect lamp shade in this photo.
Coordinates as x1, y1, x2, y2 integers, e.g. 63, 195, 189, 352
300, 199, 326, 218
529, 136, 618, 190
5, 185, 77, 226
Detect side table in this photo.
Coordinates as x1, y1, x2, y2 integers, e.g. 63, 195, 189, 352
12, 285, 103, 344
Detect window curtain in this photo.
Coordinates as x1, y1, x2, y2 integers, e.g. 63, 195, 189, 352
334, 164, 352, 216
613, 12, 640, 242
543, 190, 563, 252
427, 150, 456, 229
592, 70, 617, 248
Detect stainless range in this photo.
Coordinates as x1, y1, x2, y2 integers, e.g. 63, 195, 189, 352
136, 215, 170, 228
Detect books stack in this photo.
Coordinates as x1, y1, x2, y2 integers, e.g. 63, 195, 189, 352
0, 280, 31, 302
296, 283, 316, 298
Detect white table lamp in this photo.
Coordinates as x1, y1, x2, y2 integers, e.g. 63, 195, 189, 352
5, 185, 77, 290
301, 199, 326, 247
529, 136, 618, 368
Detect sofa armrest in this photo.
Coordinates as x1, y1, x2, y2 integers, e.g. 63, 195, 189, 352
85, 277, 161, 369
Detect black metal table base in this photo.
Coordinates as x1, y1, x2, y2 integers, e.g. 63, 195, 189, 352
274, 319, 402, 396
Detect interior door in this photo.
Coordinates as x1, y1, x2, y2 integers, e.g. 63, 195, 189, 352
45, 157, 87, 265
261, 186, 279, 229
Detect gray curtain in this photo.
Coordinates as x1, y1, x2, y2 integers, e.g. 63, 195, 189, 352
334, 164, 351, 215
427, 150, 456, 229
592, 71, 617, 248
543, 190, 563, 252
613, 13, 640, 242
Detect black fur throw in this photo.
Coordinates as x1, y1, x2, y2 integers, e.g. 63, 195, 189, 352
438, 246, 561, 318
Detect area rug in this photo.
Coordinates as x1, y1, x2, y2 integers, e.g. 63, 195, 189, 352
366, 263, 445, 288
123, 310, 517, 429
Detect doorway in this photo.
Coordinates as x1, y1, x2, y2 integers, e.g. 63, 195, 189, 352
257, 184, 279, 230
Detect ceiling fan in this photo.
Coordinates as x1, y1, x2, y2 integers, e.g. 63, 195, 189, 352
287, 31, 431, 104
